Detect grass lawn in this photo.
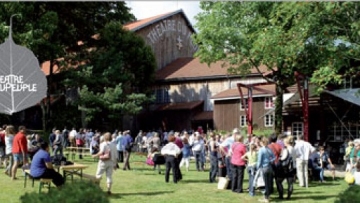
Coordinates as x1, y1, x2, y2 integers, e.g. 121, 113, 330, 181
0, 153, 349, 203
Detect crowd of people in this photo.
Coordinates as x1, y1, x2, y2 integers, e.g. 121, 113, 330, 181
2, 123, 360, 200
131, 127, 354, 203
0, 125, 64, 187
0, 125, 130, 194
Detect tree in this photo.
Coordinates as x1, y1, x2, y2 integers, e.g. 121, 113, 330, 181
303, 2, 360, 89
193, 2, 360, 134
63, 21, 156, 129
0, 2, 136, 130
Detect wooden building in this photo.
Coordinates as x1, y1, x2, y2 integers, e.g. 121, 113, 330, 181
145, 57, 270, 132
123, 10, 272, 132
123, 10, 198, 70
211, 84, 276, 132
33, 9, 360, 141
282, 85, 360, 144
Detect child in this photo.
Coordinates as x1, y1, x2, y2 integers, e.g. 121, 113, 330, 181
242, 143, 258, 196
148, 147, 164, 174
179, 138, 191, 171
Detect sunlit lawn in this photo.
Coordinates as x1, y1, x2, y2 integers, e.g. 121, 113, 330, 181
0, 153, 349, 203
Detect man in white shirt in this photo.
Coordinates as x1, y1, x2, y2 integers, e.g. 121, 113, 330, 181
69, 127, 77, 147
294, 134, 315, 188
53, 130, 64, 156
192, 134, 204, 171
219, 128, 239, 180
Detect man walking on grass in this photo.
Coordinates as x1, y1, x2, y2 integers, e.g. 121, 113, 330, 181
122, 130, 133, 170
11, 126, 28, 180
294, 134, 315, 188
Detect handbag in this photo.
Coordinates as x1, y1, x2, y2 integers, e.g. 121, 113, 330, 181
99, 144, 111, 161
217, 177, 230, 190
146, 157, 154, 166
254, 168, 265, 188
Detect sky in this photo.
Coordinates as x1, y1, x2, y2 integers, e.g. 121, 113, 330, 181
125, 1, 201, 26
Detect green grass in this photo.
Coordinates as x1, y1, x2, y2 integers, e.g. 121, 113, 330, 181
0, 153, 349, 203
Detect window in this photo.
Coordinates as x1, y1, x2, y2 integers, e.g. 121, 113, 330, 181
240, 99, 248, 110
154, 88, 170, 104
264, 114, 274, 127
292, 122, 303, 137
264, 97, 274, 109
240, 115, 247, 127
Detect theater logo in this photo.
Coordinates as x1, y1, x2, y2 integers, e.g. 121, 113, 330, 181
0, 15, 47, 115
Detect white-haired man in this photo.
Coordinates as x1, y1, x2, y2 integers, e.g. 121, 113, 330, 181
219, 128, 240, 181
294, 134, 315, 188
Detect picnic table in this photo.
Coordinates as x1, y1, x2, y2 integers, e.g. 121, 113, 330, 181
60, 163, 88, 183
64, 147, 91, 160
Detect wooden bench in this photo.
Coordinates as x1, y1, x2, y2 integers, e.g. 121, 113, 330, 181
24, 169, 52, 193
82, 173, 101, 185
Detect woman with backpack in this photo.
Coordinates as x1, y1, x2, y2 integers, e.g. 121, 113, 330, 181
276, 135, 296, 200
256, 137, 275, 203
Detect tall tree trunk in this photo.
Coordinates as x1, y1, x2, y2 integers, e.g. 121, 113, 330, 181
40, 101, 47, 133
274, 81, 284, 135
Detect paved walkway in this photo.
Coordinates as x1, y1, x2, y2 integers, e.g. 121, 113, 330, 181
324, 164, 346, 178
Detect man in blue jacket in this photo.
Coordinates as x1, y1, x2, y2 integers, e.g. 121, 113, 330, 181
122, 130, 133, 170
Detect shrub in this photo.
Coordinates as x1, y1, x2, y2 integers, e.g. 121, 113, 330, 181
334, 185, 360, 203
20, 180, 109, 203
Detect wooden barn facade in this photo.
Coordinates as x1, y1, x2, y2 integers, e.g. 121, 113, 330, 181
124, 10, 198, 70
145, 57, 270, 132
124, 10, 273, 132
211, 84, 276, 132
30, 9, 360, 141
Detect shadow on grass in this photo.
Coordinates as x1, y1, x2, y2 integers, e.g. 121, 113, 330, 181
308, 182, 341, 187
180, 179, 210, 183
109, 190, 174, 199
292, 190, 323, 194
282, 194, 339, 202
141, 172, 164, 176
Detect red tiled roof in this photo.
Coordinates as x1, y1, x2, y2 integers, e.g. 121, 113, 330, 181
124, 12, 174, 31
212, 84, 276, 100
156, 100, 203, 111
41, 58, 88, 76
41, 10, 193, 76
41, 60, 62, 76
124, 9, 195, 33
156, 57, 271, 81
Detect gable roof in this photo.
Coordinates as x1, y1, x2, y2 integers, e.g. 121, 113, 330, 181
124, 9, 196, 33
156, 100, 204, 111
211, 84, 276, 101
324, 88, 360, 107
155, 57, 272, 82
41, 9, 196, 76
